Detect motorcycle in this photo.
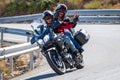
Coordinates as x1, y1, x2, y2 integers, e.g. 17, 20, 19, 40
30, 22, 90, 75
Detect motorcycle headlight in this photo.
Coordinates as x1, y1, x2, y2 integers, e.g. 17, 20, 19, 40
43, 35, 50, 43
38, 39, 44, 47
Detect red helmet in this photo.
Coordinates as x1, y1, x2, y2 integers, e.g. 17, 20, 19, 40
55, 4, 67, 13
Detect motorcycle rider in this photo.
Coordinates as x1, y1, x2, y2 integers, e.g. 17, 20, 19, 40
30, 10, 54, 44
31, 10, 77, 53
52, 4, 84, 58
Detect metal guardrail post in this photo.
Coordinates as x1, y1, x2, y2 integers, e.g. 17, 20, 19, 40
27, 35, 30, 42
9, 57, 13, 73
0, 28, 5, 46
30, 51, 34, 70
36, 49, 40, 59
0, 70, 3, 80
26, 32, 33, 42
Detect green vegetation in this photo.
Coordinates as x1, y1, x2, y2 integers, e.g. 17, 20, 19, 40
0, 0, 120, 17
84, 0, 120, 9
0, 0, 54, 16
84, 0, 101, 9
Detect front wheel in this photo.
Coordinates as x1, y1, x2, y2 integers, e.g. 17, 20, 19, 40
45, 50, 66, 75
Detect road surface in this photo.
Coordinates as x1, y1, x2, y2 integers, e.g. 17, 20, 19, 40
1, 24, 120, 80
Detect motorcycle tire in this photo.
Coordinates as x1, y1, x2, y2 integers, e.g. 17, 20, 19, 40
46, 50, 66, 75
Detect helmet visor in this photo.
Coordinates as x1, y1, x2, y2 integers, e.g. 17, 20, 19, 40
59, 6, 67, 12
45, 15, 53, 20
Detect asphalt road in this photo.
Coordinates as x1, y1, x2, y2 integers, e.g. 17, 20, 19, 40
1, 24, 120, 80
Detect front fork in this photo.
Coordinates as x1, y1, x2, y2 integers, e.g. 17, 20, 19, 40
44, 46, 60, 58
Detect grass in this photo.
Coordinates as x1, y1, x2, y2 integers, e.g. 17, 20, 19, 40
0, 60, 8, 71
84, 0, 101, 9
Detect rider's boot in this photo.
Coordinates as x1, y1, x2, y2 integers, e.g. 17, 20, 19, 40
73, 49, 84, 68
78, 48, 84, 54
72, 50, 80, 60
78, 48, 84, 61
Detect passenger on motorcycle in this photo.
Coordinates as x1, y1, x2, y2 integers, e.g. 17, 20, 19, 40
52, 4, 83, 59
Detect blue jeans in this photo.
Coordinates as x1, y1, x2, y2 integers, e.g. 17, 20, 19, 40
64, 30, 81, 50
62, 35, 77, 53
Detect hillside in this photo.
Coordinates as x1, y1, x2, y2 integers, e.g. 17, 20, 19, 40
0, 0, 120, 17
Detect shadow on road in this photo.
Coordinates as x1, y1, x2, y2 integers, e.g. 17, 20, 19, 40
26, 73, 57, 80
25, 69, 76, 80
25, 70, 75, 80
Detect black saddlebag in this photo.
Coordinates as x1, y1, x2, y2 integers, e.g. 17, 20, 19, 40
74, 29, 90, 46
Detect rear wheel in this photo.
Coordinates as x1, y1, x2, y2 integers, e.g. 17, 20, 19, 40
46, 50, 66, 75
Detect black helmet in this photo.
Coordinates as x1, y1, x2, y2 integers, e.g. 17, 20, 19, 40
43, 10, 53, 19
55, 4, 67, 13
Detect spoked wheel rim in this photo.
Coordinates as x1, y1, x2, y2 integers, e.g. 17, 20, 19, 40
51, 53, 65, 71
46, 50, 66, 74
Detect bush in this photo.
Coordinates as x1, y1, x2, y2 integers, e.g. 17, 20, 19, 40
40, 0, 52, 11
84, 0, 101, 9
6, 2, 19, 16
0, 0, 120, 17
112, 3, 120, 9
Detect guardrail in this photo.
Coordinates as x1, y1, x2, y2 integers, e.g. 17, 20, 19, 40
0, 27, 33, 46
0, 13, 42, 23
0, 42, 39, 71
67, 9, 120, 16
0, 9, 120, 23
0, 27, 38, 79
68, 10, 120, 23
0, 42, 40, 79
